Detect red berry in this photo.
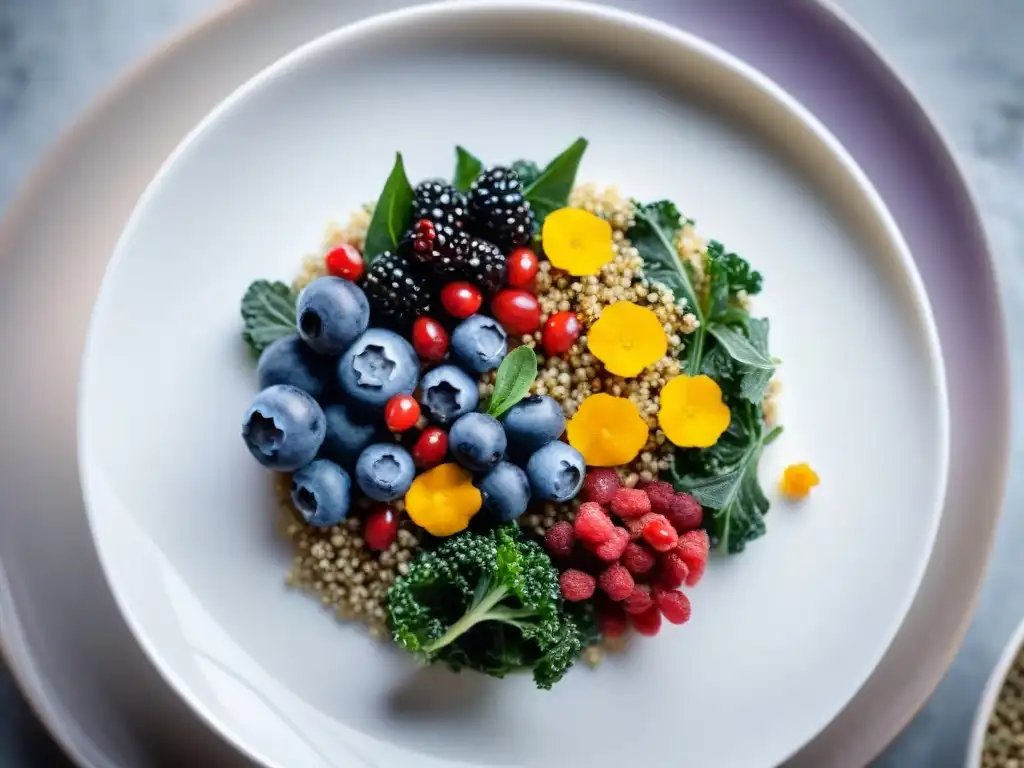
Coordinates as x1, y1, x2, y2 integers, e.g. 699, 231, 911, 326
411, 317, 449, 362
560, 569, 596, 602
363, 504, 399, 551
545, 521, 576, 558
324, 243, 364, 281
677, 529, 710, 587
593, 526, 629, 562
642, 514, 679, 553
598, 563, 635, 602
621, 541, 657, 576
630, 605, 663, 637
582, 468, 621, 505
411, 427, 448, 468
610, 487, 652, 519
440, 281, 482, 318
384, 395, 420, 432
644, 480, 675, 515
542, 311, 582, 356
491, 290, 542, 335
623, 585, 654, 615
624, 516, 648, 541
656, 553, 689, 590
654, 587, 692, 625
597, 601, 628, 639
506, 247, 539, 288
666, 492, 704, 532
574, 502, 615, 545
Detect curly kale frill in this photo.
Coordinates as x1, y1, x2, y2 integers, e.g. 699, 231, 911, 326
387, 525, 591, 689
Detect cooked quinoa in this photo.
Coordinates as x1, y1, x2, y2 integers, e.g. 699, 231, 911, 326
280, 182, 779, 630
983, 647, 1024, 767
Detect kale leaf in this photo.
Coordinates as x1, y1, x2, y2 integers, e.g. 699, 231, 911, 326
240, 280, 297, 355
512, 159, 542, 188
387, 525, 587, 689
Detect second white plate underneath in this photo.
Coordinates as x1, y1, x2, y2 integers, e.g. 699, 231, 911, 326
77, 3, 948, 768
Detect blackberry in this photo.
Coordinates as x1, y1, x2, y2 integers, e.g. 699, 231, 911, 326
468, 166, 535, 250
362, 250, 436, 332
408, 218, 468, 265
413, 180, 468, 229
434, 236, 507, 294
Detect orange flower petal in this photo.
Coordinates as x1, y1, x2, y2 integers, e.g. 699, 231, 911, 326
658, 375, 731, 449
588, 301, 668, 377
780, 463, 819, 500
405, 463, 481, 536
567, 393, 649, 466
542, 208, 615, 276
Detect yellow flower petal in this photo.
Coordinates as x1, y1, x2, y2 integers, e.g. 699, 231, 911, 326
588, 301, 668, 377
780, 463, 819, 500
405, 463, 482, 537
658, 375, 731, 449
542, 208, 615, 276
567, 393, 649, 466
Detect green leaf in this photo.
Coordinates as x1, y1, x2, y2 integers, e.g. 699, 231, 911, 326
487, 346, 539, 418
525, 137, 589, 222
512, 159, 542, 188
669, 401, 774, 554
629, 201, 700, 319
454, 146, 484, 193
708, 324, 775, 403
240, 280, 297, 356
364, 153, 415, 262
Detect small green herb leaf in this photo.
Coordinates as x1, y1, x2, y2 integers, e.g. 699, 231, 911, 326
454, 146, 485, 193
364, 153, 415, 262
524, 137, 589, 223
708, 322, 775, 403
241, 280, 298, 356
512, 159, 542, 188
487, 346, 538, 418
629, 200, 700, 320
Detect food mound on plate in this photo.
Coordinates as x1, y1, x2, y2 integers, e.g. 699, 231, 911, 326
237, 139, 812, 690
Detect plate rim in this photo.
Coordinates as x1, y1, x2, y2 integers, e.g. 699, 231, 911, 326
76, 1, 950, 767
0, 0, 1007, 766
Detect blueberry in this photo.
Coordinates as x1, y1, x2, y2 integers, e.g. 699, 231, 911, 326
526, 441, 585, 502
477, 461, 531, 522
242, 385, 326, 471
256, 333, 334, 400
450, 315, 507, 374
419, 365, 479, 426
320, 403, 379, 468
296, 276, 370, 355
355, 443, 415, 501
449, 412, 507, 473
291, 459, 351, 527
337, 328, 420, 409
500, 395, 566, 462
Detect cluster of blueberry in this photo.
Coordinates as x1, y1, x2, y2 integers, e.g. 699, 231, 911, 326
241, 272, 586, 548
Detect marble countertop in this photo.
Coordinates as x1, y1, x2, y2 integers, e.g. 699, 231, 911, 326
2, 1, 1022, 766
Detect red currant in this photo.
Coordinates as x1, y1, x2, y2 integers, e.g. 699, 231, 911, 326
324, 244, 364, 281
364, 504, 399, 551
491, 289, 541, 335
412, 316, 448, 362
384, 394, 420, 432
506, 247, 539, 288
542, 311, 582, 356
440, 282, 482, 318
412, 426, 448, 468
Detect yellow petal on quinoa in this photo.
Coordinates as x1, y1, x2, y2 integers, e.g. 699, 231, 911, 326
542, 207, 615, 276
780, 463, 819, 500
588, 300, 668, 377
405, 463, 482, 537
658, 375, 731, 449
566, 393, 649, 466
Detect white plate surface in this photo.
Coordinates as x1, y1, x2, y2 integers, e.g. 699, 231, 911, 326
0, 1, 1006, 768
77, 3, 947, 768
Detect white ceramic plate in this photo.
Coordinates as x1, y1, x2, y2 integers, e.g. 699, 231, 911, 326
77, 3, 948, 767
0, 1, 1007, 767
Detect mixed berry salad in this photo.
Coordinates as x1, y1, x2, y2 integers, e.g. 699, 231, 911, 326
239, 138, 817, 689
